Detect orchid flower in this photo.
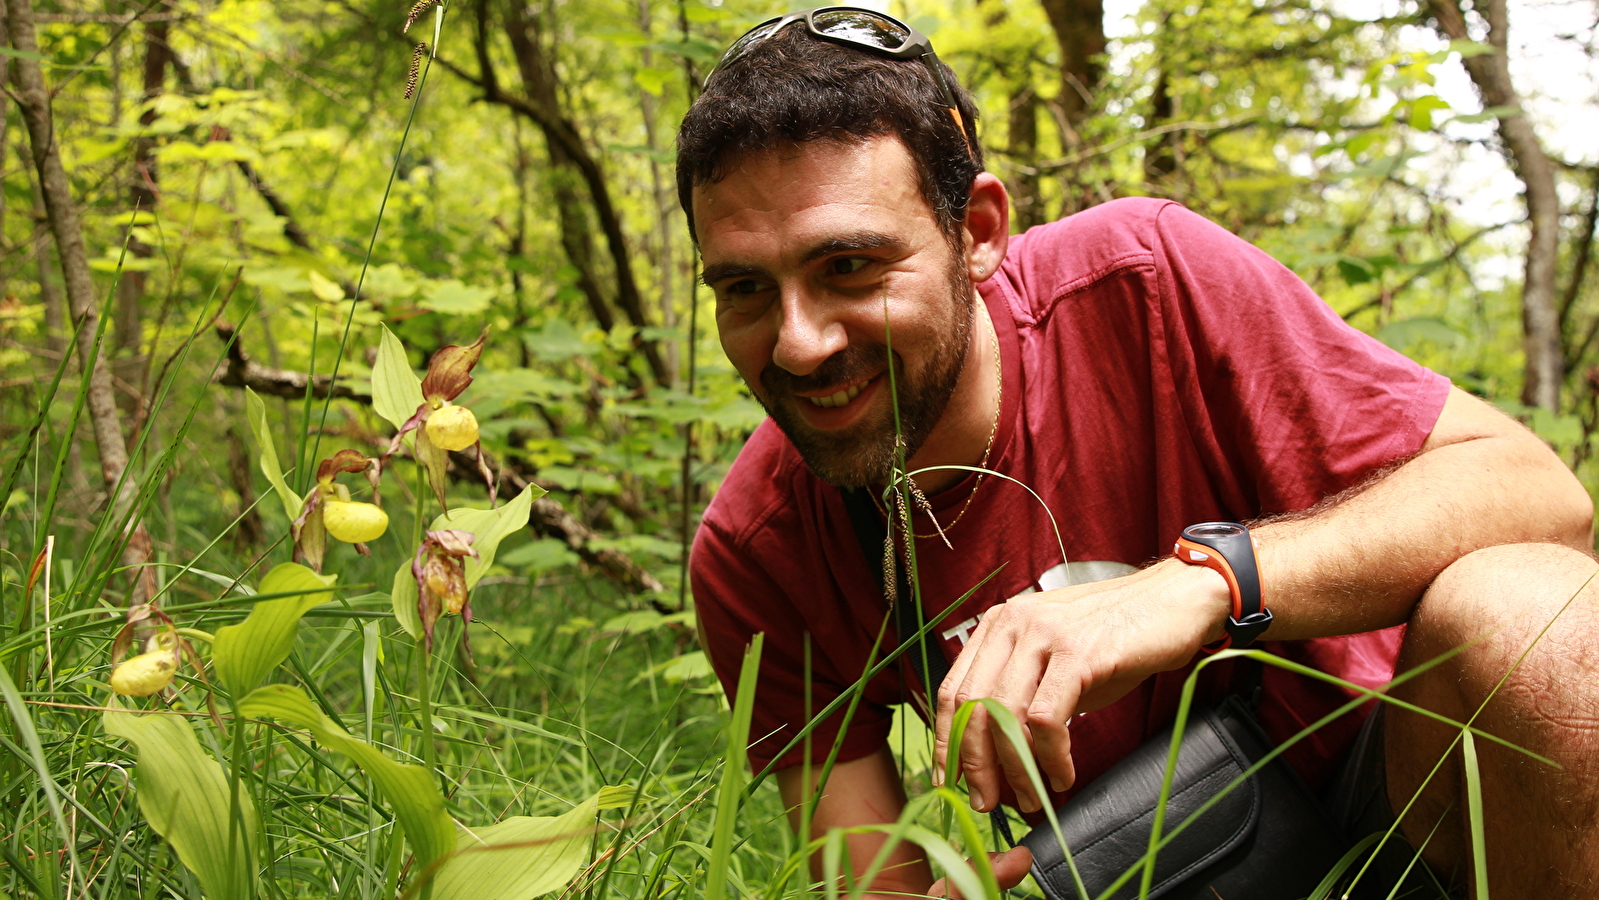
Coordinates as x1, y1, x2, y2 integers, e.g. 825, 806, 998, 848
293, 449, 388, 572
384, 330, 495, 510
413, 528, 478, 653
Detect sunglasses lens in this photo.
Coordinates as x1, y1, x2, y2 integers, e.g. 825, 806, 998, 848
810, 9, 910, 51
717, 19, 783, 72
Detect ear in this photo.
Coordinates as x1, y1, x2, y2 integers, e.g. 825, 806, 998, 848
961, 173, 1010, 283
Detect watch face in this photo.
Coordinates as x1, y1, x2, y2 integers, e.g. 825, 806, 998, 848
1185, 522, 1246, 539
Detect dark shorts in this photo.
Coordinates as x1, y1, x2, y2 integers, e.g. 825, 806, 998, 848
1323, 705, 1457, 899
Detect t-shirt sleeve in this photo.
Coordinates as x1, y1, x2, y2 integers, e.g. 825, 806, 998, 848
1149, 203, 1451, 513
690, 515, 895, 774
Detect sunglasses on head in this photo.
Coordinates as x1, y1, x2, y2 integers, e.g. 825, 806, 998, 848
707, 6, 972, 156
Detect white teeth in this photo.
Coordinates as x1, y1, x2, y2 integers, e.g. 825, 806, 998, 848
806, 380, 867, 408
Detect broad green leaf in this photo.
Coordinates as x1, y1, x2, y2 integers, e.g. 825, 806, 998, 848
103, 704, 256, 900
238, 684, 457, 872
308, 270, 345, 302
422, 279, 495, 315
244, 388, 301, 523
373, 325, 425, 431
430, 482, 544, 589
212, 563, 337, 697
391, 556, 422, 639
432, 786, 632, 900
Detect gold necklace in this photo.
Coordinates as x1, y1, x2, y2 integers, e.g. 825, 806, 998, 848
881, 301, 1003, 542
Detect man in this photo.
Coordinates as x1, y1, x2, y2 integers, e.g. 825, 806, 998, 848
679, 8, 1599, 896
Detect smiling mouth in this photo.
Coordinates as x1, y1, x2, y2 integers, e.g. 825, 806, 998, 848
803, 376, 874, 409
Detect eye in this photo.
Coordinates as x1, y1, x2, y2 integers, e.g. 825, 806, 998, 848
729, 279, 765, 295
829, 257, 871, 275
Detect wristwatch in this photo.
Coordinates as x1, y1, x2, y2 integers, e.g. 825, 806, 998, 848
1173, 522, 1273, 650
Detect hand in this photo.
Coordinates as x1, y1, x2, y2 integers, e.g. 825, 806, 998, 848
932, 559, 1230, 813
925, 845, 1033, 899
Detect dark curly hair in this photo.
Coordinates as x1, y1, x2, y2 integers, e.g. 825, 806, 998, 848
676, 20, 982, 248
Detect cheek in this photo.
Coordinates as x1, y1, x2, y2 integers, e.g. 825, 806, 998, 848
717, 320, 773, 386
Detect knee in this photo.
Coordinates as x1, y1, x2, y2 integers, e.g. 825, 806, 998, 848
1418, 543, 1596, 635
1406, 542, 1599, 689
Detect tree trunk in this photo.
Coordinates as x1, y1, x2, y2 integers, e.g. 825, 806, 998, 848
113, 13, 170, 407
6, 0, 155, 601
1037, 0, 1105, 215
1038, 0, 1105, 131
482, 0, 670, 385
1427, 0, 1562, 411
19, 143, 66, 357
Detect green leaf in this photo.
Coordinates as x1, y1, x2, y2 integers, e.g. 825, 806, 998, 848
1409, 94, 1451, 131
245, 388, 304, 524
705, 634, 762, 900
432, 787, 633, 900
1337, 255, 1378, 286
373, 325, 425, 431
238, 684, 457, 873
1449, 39, 1497, 59
212, 563, 337, 696
391, 556, 422, 639
432, 482, 545, 589
102, 705, 257, 900
1462, 731, 1490, 899
422, 279, 495, 315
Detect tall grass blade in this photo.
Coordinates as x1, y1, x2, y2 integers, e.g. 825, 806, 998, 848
0, 665, 85, 898
1461, 730, 1489, 899
705, 632, 763, 900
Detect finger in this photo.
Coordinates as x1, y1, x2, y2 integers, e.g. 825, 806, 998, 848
933, 613, 997, 781
956, 633, 1033, 812
991, 845, 1035, 890
1026, 654, 1083, 794
987, 645, 1055, 812
927, 846, 1034, 900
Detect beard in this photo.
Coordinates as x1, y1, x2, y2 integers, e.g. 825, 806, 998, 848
753, 257, 975, 488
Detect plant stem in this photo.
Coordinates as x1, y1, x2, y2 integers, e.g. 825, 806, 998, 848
226, 714, 254, 900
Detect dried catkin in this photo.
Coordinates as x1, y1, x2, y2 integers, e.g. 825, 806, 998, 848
405, 42, 427, 99
403, 0, 436, 33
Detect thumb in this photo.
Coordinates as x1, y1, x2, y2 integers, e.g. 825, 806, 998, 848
926, 845, 1034, 899
991, 845, 1034, 889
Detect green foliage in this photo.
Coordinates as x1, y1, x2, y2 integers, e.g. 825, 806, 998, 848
238, 683, 457, 872
212, 562, 337, 696
434, 786, 635, 900
101, 704, 258, 900
245, 388, 305, 524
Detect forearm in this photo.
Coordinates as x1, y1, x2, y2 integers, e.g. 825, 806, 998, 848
1245, 387, 1592, 642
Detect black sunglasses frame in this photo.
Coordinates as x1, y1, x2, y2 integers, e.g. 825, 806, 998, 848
707, 6, 972, 155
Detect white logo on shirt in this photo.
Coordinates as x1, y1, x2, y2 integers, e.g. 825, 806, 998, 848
941, 560, 1138, 647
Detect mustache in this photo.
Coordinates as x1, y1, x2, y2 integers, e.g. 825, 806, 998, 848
760, 344, 892, 396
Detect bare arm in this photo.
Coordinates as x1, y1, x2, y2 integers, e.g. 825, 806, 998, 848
935, 386, 1593, 813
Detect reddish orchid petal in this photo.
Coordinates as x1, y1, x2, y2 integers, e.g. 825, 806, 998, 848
317, 448, 376, 483
420, 329, 487, 402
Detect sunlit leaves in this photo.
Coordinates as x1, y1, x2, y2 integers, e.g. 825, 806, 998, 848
244, 387, 303, 524
212, 562, 336, 697
372, 325, 425, 432
102, 705, 256, 900
433, 786, 634, 900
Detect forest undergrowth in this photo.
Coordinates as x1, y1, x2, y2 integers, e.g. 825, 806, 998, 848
2, 0, 1594, 898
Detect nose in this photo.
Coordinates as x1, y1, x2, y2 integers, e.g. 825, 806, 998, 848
770, 289, 847, 378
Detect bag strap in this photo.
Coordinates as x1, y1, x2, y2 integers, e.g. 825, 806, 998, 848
839, 487, 1015, 848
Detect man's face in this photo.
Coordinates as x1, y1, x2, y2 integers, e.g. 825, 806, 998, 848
693, 136, 973, 487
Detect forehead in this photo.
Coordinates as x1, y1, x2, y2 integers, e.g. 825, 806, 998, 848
692, 136, 939, 264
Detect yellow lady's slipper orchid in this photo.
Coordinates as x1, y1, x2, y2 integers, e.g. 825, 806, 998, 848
425, 403, 479, 452
323, 499, 390, 543
110, 650, 177, 697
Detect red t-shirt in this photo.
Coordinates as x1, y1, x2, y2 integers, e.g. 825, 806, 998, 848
690, 199, 1451, 797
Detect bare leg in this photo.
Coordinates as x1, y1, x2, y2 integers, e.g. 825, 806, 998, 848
1388, 543, 1599, 896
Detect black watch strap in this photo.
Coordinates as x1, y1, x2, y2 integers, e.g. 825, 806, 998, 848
1173, 522, 1273, 650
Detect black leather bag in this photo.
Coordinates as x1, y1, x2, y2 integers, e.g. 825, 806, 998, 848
1021, 696, 1352, 900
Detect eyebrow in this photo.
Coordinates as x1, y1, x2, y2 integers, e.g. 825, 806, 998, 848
699, 231, 906, 287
